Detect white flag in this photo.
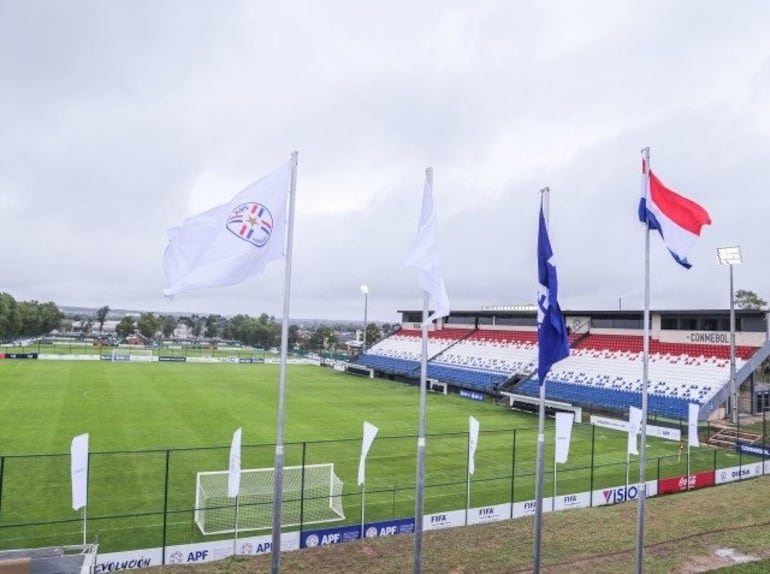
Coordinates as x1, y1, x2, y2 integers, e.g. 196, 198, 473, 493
628, 406, 642, 456
228, 428, 242, 498
163, 158, 293, 297
688, 403, 700, 448
404, 169, 450, 322
357, 422, 379, 486
71, 433, 89, 511
554, 412, 574, 464
468, 416, 480, 475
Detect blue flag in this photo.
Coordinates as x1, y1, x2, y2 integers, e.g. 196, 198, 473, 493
537, 200, 569, 384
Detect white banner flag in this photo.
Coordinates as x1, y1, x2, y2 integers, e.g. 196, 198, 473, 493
71, 433, 89, 511
163, 159, 292, 297
554, 412, 574, 464
628, 406, 642, 456
228, 428, 242, 498
358, 422, 379, 486
468, 416, 480, 475
404, 169, 450, 322
688, 403, 700, 448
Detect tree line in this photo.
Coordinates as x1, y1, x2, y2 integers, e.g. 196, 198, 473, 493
106, 311, 389, 353
14, 288, 767, 351
0, 293, 63, 342
0, 293, 390, 353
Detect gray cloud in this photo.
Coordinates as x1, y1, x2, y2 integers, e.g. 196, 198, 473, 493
2, 1, 769, 323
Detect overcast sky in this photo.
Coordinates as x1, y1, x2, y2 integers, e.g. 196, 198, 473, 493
2, 1, 769, 324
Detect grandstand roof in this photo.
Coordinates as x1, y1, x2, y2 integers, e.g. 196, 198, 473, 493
398, 308, 769, 320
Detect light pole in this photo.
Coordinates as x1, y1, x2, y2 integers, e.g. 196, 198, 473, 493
717, 246, 743, 424
360, 284, 369, 353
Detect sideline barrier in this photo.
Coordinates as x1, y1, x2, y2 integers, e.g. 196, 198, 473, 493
92, 466, 769, 571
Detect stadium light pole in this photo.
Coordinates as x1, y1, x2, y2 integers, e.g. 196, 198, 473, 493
360, 284, 369, 353
717, 246, 743, 425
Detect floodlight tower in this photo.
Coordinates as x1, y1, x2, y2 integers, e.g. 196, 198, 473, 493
360, 284, 369, 353
716, 246, 743, 424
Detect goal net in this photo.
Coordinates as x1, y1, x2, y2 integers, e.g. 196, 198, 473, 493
194, 463, 345, 535
111, 348, 153, 362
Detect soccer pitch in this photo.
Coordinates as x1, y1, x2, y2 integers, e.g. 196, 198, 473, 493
0, 361, 710, 553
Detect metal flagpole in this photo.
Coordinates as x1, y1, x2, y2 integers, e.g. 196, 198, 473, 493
83, 450, 90, 545
413, 290, 430, 574
552, 441, 557, 512
533, 186, 550, 574
465, 431, 471, 525
360, 485, 366, 539
635, 146, 651, 574
233, 496, 240, 556
271, 151, 299, 574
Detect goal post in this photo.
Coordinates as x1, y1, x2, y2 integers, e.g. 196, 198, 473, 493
194, 463, 345, 535
428, 378, 447, 395
111, 348, 153, 362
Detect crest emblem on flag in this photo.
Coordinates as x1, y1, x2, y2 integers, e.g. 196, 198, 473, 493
226, 202, 274, 247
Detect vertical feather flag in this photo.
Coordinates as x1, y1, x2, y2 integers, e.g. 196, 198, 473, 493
554, 412, 574, 464
688, 403, 700, 448
468, 416, 480, 475
358, 422, 379, 486
537, 198, 569, 383
71, 433, 89, 511
404, 169, 450, 322
228, 428, 242, 498
628, 406, 642, 456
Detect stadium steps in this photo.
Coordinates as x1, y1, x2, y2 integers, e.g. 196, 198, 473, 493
426, 327, 479, 363
499, 331, 591, 394
569, 330, 593, 349
706, 426, 763, 448
498, 371, 533, 393
736, 338, 770, 387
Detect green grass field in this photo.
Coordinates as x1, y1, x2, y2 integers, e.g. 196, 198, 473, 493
0, 360, 746, 554
0, 341, 281, 359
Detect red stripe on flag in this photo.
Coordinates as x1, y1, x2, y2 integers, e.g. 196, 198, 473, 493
649, 170, 711, 236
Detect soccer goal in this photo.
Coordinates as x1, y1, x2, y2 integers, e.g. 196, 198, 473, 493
111, 348, 153, 362
194, 463, 345, 535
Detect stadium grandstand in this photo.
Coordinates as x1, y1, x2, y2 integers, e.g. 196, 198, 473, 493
353, 307, 770, 421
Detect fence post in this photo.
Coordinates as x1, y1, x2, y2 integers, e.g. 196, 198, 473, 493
299, 441, 307, 534
738, 412, 743, 474
509, 428, 516, 519
0, 455, 4, 519
589, 424, 596, 506
161, 449, 170, 565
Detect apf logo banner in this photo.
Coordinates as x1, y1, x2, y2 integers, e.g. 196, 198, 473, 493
163, 533, 300, 565
301, 526, 360, 548
363, 518, 415, 538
